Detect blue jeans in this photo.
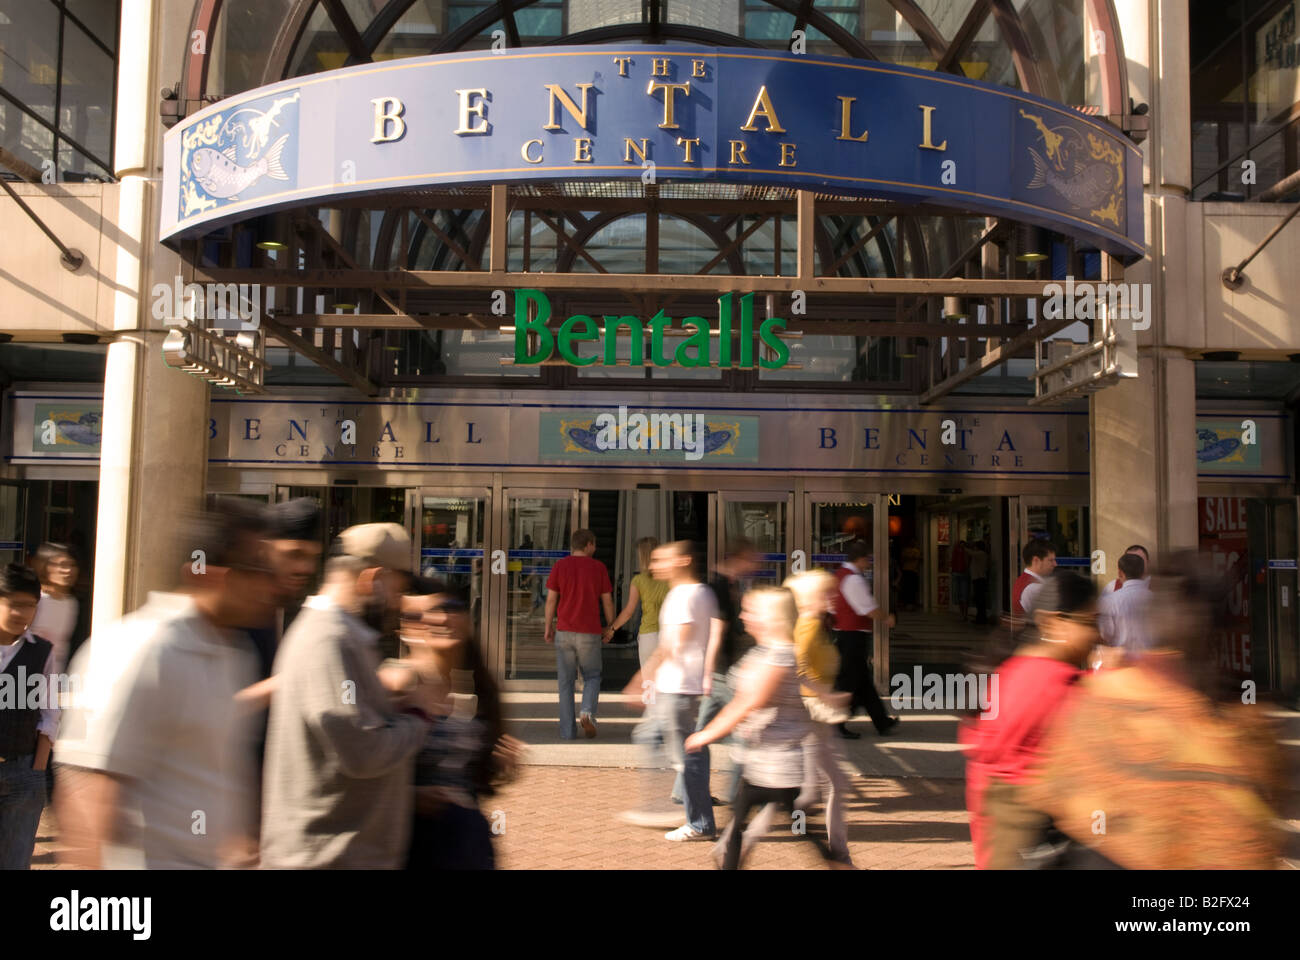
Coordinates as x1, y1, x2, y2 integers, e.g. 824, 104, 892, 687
671, 673, 742, 804
653, 693, 715, 835
0, 755, 46, 870
556, 631, 602, 739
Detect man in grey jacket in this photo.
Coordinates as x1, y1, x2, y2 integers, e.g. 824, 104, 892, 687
261, 523, 441, 869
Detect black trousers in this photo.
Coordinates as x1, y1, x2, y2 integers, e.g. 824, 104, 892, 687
723, 779, 830, 870
832, 629, 892, 731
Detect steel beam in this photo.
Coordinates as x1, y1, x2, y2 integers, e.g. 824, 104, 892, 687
200, 267, 1052, 296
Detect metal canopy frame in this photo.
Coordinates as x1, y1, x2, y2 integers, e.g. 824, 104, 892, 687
174, 0, 1135, 401
184, 184, 1122, 400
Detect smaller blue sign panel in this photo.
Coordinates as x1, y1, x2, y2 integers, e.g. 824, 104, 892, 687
177, 89, 300, 221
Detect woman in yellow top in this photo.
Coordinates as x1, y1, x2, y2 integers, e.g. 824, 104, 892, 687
604, 537, 670, 671
785, 568, 855, 867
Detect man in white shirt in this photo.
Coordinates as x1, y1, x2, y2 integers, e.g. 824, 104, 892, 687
1098, 553, 1152, 654
1103, 544, 1150, 594
55, 499, 279, 869
639, 541, 721, 842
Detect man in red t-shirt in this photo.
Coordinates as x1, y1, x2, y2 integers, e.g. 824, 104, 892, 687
544, 529, 614, 740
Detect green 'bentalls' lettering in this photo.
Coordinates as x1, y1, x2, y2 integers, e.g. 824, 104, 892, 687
512, 289, 790, 369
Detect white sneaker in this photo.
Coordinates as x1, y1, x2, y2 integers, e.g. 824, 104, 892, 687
664, 824, 714, 842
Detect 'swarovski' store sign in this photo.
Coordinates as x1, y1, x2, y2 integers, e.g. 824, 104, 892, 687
162, 45, 1143, 257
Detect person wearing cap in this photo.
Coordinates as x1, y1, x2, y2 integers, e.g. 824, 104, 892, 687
260, 523, 445, 869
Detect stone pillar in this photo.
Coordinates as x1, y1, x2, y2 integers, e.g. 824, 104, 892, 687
93, 334, 209, 630
1090, 350, 1199, 578
91, 0, 209, 632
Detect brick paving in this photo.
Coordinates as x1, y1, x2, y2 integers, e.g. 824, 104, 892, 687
31, 766, 974, 870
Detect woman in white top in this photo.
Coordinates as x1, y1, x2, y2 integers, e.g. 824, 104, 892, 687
686, 587, 850, 869
30, 543, 79, 672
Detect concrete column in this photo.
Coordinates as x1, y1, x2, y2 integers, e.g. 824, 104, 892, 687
92, 333, 209, 631
91, 0, 209, 632
1090, 349, 1199, 579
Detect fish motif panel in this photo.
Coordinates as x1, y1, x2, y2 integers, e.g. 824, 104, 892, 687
1018, 109, 1126, 229
179, 89, 300, 219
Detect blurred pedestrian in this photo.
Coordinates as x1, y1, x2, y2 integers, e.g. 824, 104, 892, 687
690, 537, 761, 805
543, 529, 613, 740
234, 498, 323, 842
831, 540, 897, 739
899, 539, 922, 611
950, 539, 970, 621
30, 543, 78, 674
686, 587, 839, 869
604, 536, 667, 672
786, 569, 855, 866
638, 541, 720, 842
962, 571, 1098, 869
396, 585, 524, 871
0, 564, 56, 869
260, 523, 441, 869
55, 499, 277, 868
968, 540, 990, 625
244, 498, 324, 684
1023, 553, 1284, 869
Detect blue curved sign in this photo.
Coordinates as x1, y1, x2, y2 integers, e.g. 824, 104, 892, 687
161, 44, 1143, 257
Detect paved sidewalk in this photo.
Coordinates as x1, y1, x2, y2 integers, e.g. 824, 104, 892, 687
32, 766, 973, 870
29, 697, 1299, 870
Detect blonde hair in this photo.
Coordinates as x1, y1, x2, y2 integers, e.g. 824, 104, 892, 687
783, 569, 834, 614
744, 586, 799, 639
636, 536, 659, 571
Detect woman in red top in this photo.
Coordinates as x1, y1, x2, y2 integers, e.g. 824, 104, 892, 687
962, 572, 1099, 869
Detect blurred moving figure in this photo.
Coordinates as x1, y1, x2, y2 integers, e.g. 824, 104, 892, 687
831, 540, 897, 739
1023, 552, 1284, 869
634, 541, 720, 842
962, 572, 1098, 869
244, 499, 324, 686
397, 585, 524, 870
604, 536, 666, 672
686, 587, 842, 870
0, 564, 56, 869
786, 569, 855, 867
950, 539, 971, 622
968, 540, 990, 625
261, 523, 442, 869
30, 543, 79, 674
1096, 552, 1152, 655
55, 499, 277, 869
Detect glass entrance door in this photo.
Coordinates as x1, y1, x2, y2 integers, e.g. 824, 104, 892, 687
718, 492, 792, 588
504, 490, 577, 681
806, 494, 892, 681
413, 488, 490, 641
